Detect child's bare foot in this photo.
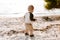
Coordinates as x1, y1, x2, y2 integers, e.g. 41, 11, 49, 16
30, 34, 34, 37
25, 33, 29, 36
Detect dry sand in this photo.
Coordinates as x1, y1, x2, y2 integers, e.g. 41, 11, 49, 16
0, 16, 60, 40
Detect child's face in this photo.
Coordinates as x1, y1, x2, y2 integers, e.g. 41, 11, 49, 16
28, 6, 34, 13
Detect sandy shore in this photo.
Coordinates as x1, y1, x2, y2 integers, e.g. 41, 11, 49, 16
0, 16, 60, 40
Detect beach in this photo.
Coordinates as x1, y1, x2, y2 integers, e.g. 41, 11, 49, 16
0, 15, 60, 40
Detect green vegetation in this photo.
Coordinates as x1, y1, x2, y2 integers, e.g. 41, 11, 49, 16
44, 0, 60, 10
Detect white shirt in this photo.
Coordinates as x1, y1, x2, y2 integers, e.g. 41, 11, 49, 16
24, 13, 32, 23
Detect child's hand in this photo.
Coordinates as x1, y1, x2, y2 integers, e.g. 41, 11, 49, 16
34, 19, 37, 21
33, 19, 37, 21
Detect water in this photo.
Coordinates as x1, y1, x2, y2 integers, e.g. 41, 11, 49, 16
0, 13, 60, 17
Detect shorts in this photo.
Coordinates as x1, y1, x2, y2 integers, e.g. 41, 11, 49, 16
25, 23, 33, 30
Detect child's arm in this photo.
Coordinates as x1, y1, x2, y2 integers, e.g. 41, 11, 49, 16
30, 13, 36, 21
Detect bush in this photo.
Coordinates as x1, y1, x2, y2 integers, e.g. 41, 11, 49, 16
44, 0, 57, 10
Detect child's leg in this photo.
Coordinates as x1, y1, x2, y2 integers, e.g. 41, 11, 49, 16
25, 24, 29, 35
29, 24, 34, 36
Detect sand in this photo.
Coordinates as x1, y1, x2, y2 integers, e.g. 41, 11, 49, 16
0, 16, 60, 40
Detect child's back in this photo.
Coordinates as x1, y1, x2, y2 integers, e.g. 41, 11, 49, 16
24, 12, 36, 24
24, 12, 31, 24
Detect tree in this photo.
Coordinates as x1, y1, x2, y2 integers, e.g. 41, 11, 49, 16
44, 0, 60, 10
56, 0, 60, 8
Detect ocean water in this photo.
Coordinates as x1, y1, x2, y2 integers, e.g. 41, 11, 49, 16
0, 13, 60, 17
